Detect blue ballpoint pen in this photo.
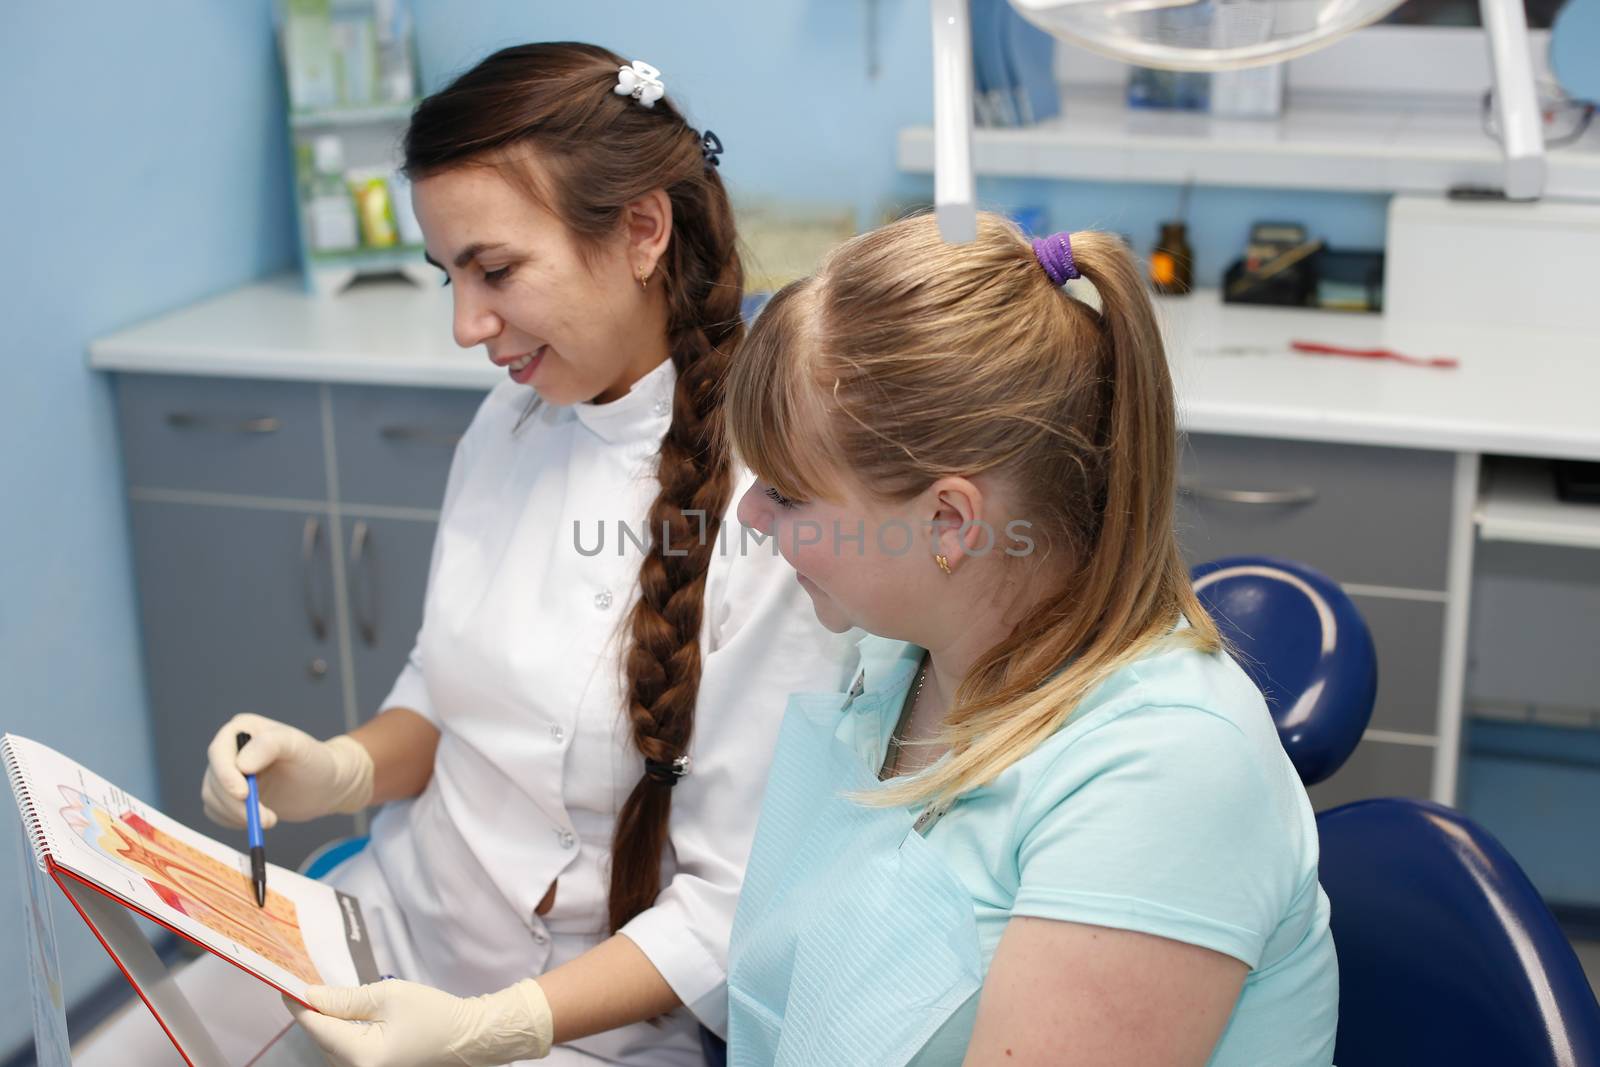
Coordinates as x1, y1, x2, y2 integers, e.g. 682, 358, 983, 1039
235, 731, 268, 907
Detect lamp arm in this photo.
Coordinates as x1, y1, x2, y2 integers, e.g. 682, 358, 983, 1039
932, 0, 979, 242
1481, 0, 1546, 200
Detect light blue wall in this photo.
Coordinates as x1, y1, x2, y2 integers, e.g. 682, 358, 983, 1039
410, 0, 1389, 285
411, 1, 941, 228
0, 1, 294, 1057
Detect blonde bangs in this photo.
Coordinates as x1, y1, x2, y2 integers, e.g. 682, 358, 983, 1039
723, 282, 845, 504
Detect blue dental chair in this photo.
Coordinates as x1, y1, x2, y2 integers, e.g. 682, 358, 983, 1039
1195, 555, 1600, 1066
1318, 798, 1600, 1066
1191, 556, 1376, 785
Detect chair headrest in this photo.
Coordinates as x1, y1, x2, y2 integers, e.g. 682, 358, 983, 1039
1191, 556, 1376, 785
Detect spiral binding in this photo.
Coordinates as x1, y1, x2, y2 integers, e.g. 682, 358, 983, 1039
3, 738, 50, 874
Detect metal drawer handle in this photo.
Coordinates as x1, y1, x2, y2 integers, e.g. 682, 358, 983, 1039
301, 517, 329, 642
349, 520, 378, 648
165, 412, 281, 434
1179, 484, 1319, 506
380, 425, 463, 448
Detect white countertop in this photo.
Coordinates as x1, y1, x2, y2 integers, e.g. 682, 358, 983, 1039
89, 274, 1600, 461
90, 275, 494, 390
1158, 295, 1600, 461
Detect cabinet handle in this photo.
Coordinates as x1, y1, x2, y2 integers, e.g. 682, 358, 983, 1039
1178, 484, 1319, 506
379, 425, 463, 448
301, 517, 329, 642
165, 412, 281, 434
349, 520, 378, 648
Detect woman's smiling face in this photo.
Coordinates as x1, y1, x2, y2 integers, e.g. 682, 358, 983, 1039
411, 159, 665, 406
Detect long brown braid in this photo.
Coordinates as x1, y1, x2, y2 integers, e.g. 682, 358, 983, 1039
403, 43, 742, 933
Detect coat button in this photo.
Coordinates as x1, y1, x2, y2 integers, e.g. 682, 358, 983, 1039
531, 927, 549, 945
652, 397, 671, 417
549, 723, 565, 743
557, 830, 576, 850
594, 590, 613, 610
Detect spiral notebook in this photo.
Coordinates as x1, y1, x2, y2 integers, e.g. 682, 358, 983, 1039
4, 733, 378, 1066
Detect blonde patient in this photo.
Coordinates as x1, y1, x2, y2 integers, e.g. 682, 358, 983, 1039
721, 213, 1339, 1066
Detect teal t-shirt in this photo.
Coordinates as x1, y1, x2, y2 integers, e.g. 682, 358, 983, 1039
831, 634, 1338, 1065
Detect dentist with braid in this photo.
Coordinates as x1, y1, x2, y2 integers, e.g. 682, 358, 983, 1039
197, 44, 852, 1066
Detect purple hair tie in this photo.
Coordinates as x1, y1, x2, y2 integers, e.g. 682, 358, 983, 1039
1031, 231, 1079, 285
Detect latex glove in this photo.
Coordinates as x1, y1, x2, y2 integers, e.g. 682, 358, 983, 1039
201, 713, 374, 829
286, 979, 553, 1067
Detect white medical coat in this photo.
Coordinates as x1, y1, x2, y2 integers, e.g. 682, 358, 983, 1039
348, 358, 855, 1062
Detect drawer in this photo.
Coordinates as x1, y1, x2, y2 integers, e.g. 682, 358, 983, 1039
332, 384, 487, 510
1356, 593, 1445, 737
117, 374, 327, 500
1467, 541, 1600, 713
1176, 433, 1455, 591
1307, 738, 1435, 812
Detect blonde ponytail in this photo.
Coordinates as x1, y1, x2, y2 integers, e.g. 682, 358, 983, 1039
726, 214, 1219, 808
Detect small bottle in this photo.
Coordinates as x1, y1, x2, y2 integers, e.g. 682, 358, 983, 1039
349, 173, 399, 249
1149, 222, 1193, 295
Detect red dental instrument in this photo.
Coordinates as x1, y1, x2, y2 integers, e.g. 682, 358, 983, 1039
1291, 340, 1459, 370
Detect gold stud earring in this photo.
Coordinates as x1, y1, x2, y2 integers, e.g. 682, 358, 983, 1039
935, 554, 952, 576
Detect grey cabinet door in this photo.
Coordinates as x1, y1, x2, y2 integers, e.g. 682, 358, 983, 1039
1176, 433, 1455, 591
332, 385, 485, 511
1350, 593, 1445, 738
1307, 739, 1435, 812
344, 516, 438, 721
128, 500, 355, 868
118, 375, 328, 500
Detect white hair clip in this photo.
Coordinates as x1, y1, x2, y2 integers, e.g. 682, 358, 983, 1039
614, 60, 665, 108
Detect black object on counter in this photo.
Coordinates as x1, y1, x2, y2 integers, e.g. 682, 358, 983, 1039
1554, 460, 1600, 505
1314, 249, 1385, 313
1223, 257, 1313, 306
1223, 244, 1385, 312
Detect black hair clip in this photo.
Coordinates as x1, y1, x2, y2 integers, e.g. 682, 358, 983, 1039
698, 129, 724, 167
644, 754, 692, 786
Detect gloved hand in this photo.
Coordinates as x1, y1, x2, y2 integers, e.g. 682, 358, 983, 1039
286, 979, 554, 1067
201, 713, 374, 829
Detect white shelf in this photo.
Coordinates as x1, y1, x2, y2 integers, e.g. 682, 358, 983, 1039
897, 89, 1600, 199
289, 102, 416, 129
1476, 458, 1600, 551
306, 244, 425, 268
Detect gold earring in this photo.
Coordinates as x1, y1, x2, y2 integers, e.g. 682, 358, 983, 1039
935, 554, 952, 576
637, 266, 651, 290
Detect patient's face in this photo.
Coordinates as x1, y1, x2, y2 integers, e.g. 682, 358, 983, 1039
736, 474, 943, 640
